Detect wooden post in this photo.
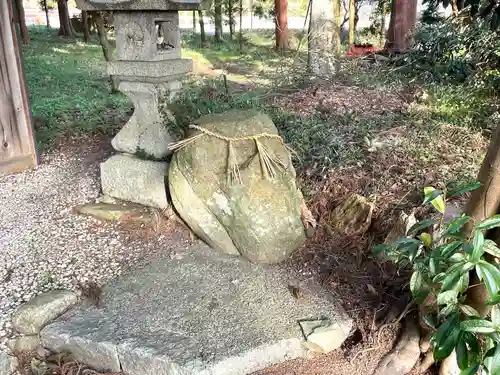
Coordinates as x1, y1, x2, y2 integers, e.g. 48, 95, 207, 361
0, 0, 38, 175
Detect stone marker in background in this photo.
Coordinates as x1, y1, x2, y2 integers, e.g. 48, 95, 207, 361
75, 0, 205, 209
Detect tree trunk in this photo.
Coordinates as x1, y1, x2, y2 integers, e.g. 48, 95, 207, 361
308, 0, 335, 75
379, 0, 386, 46
198, 10, 207, 46
333, 0, 341, 72
451, 0, 458, 16
57, 0, 74, 37
239, 0, 243, 51
458, 0, 465, 10
82, 10, 89, 42
43, 0, 51, 28
192, 11, 196, 32
384, 0, 417, 52
228, 0, 235, 39
348, 0, 355, 44
214, 0, 223, 41
275, 0, 288, 49
465, 125, 500, 233
14, 0, 29, 45
93, 12, 118, 92
250, 0, 253, 29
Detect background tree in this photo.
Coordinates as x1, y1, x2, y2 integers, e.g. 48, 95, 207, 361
90, 11, 119, 92
214, 0, 223, 41
13, 0, 29, 45
82, 10, 89, 42
226, 0, 235, 38
384, 0, 417, 51
348, 0, 355, 44
275, 0, 288, 49
379, 0, 386, 45
198, 10, 207, 46
333, 0, 341, 57
57, 0, 74, 37
239, 0, 244, 51
38, 0, 55, 29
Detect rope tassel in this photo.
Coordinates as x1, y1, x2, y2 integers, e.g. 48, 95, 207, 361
227, 140, 242, 185
168, 124, 293, 186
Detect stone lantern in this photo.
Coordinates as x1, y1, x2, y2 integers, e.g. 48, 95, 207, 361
75, 0, 208, 209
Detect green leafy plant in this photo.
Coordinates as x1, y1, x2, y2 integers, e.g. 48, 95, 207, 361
374, 181, 500, 373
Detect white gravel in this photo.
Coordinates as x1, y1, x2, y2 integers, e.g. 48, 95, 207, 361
0, 142, 168, 349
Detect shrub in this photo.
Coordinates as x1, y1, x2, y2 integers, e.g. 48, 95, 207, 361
408, 18, 500, 90
375, 182, 500, 373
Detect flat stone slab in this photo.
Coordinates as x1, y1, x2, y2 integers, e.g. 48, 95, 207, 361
40, 243, 352, 375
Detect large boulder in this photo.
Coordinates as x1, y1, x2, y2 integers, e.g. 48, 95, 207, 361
168, 110, 306, 264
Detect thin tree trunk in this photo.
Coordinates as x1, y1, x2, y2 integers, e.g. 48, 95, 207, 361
379, 0, 386, 46
250, 0, 253, 29
14, 0, 29, 45
44, 1, 51, 28
214, 0, 223, 41
451, 0, 458, 16
333, 0, 341, 72
239, 0, 243, 51
228, 0, 234, 39
57, 0, 74, 37
198, 10, 206, 46
93, 12, 118, 92
192, 11, 196, 32
348, 0, 355, 44
458, 0, 465, 10
275, 0, 288, 49
82, 10, 89, 42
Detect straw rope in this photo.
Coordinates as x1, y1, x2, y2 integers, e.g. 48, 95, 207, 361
168, 124, 292, 185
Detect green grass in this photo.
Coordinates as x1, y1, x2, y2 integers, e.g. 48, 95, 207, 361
23, 27, 131, 148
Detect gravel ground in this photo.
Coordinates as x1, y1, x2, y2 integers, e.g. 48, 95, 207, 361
0, 138, 169, 349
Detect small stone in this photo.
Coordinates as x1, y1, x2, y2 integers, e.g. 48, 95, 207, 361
12, 290, 78, 335
299, 319, 347, 353
329, 194, 375, 236
100, 154, 169, 209
0, 351, 18, 374
74, 203, 154, 224
7, 335, 41, 353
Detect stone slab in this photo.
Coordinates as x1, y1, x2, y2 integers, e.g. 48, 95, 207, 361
40, 243, 352, 375
100, 154, 169, 209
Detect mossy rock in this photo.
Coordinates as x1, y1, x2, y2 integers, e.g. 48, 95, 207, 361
168, 110, 306, 264
329, 194, 374, 236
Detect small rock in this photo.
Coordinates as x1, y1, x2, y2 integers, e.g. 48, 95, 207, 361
12, 290, 78, 335
329, 194, 374, 236
0, 351, 18, 374
74, 203, 153, 224
373, 316, 420, 375
7, 335, 41, 353
299, 319, 347, 353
